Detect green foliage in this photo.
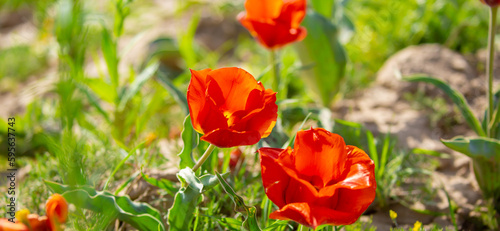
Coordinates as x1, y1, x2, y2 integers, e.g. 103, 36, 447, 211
345, 0, 488, 86
310, 0, 335, 19
442, 136, 500, 212
405, 74, 500, 218
118, 62, 159, 111
42, 132, 87, 186
140, 170, 177, 196
333, 119, 437, 209
179, 12, 201, 68
442, 136, 500, 159
4, 0, 491, 229
404, 75, 486, 137
296, 10, 347, 107
45, 181, 165, 231
343, 216, 377, 231
167, 168, 224, 230
178, 115, 198, 169
156, 70, 190, 115
103, 142, 146, 190
0, 45, 47, 81
215, 171, 261, 231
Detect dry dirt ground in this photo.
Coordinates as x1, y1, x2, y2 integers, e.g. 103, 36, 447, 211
0, 2, 497, 230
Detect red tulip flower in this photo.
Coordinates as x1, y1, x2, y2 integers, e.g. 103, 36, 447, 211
481, 0, 500, 7
258, 128, 376, 229
0, 194, 68, 231
187, 67, 278, 148
238, 0, 307, 49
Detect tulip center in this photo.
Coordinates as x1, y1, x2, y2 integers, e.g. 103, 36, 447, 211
309, 175, 324, 191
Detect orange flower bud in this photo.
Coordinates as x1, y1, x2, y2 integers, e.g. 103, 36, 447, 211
45, 194, 68, 231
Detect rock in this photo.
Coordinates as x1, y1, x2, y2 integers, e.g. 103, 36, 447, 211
377, 44, 481, 100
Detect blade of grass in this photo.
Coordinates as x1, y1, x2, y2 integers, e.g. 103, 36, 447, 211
377, 133, 391, 179
104, 142, 146, 191
118, 61, 159, 111
404, 75, 486, 137
114, 171, 140, 195
282, 112, 312, 149
366, 130, 379, 173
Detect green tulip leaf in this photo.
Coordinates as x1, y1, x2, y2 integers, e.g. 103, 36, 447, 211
404, 75, 486, 137
76, 83, 111, 123
156, 70, 189, 115
310, 0, 334, 19
44, 181, 165, 231
178, 115, 198, 169
295, 10, 347, 107
441, 136, 500, 160
83, 78, 116, 104
140, 169, 177, 196
167, 168, 226, 230
217, 217, 243, 230
215, 171, 261, 231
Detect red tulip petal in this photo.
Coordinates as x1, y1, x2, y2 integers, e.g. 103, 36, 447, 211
206, 67, 264, 114
310, 206, 363, 227
232, 90, 277, 137
334, 187, 376, 213
201, 129, 261, 148
271, 202, 362, 228
294, 128, 347, 188
197, 85, 228, 133
237, 13, 257, 37
249, 90, 278, 137
187, 68, 212, 133
315, 146, 375, 209
284, 174, 317, 205
259, 148, 290, 208
224, 87, 265, 129
245, 87, 265, 111
27, 215, 49, 231
0, 219, 29, 231
244, 0, 283, 21
337, 146, 376, 189
260, 148, 319, 206
247, 19, 307, 49
279, 0, 306, 28
258, 147, 283, 160
269, 202, 316, 228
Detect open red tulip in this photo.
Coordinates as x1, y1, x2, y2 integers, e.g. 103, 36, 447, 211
187, 67, 278, 148
258, 128, 376, 229
481, 0, 500, 7
238, 0, 307, 49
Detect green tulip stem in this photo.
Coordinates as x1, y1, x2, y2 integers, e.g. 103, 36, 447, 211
487, 6, 498, 137
297, 224, 310, 231
270, 50, 281, 92
192, 144, 216, 172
